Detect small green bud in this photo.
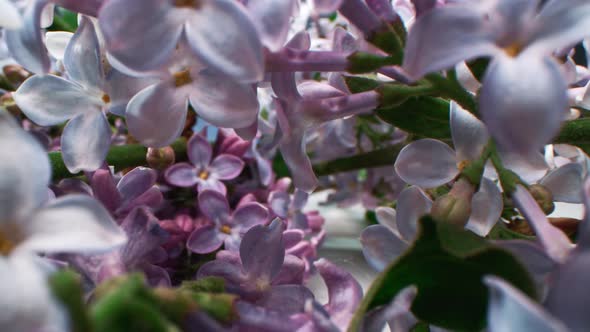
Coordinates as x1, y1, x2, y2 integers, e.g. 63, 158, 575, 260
528, 184, 554, 215
430, 178, 475, 227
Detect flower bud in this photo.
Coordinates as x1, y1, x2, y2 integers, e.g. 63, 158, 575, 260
146, 146, 175, 170
3, 64, 29, 85
528, 184, 554, 215
430, 178, 475, 227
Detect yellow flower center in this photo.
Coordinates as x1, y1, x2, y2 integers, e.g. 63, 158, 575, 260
220, 225, 232, 234
0, 225, 22, 256
504, 43, 523, 57
457, 160, 470, 172
198, 170, 209, 180
173, 69, 193, 87
101, 93, 111, 104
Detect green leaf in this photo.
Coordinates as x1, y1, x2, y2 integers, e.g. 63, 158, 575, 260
344, 76, 380, 94
348, 216, 536, 332
49, 270, 92, 332
347, 52, 397, 74
376, 97, 452, 139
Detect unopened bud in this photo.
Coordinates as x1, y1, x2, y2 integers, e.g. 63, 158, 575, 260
3, 64, 30, 85
529, 184, 554, 215
146, 146, 175, 170
430, 178, 475, 227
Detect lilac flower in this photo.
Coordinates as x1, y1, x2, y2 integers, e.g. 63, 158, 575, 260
403, 0, 590, 154
187, 190, 269, 253
0, 111, 126, 331
99, 0, 263, 82
14, 17, 148, 172
361, 186, 432, 271
0, 0, 22, 29
360, 285, 418, 332
165, 134, 245, 195
197, 219, 306, 300
123, 44, 259, 147
90, 167, 164, 219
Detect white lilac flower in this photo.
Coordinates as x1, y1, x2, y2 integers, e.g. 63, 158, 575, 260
403, 0, 590, 155
0, 0, 23, 29
14, 17, 151, 172
0, 111, 126, 331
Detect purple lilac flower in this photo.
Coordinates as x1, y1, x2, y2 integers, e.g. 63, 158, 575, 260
165, 134, 245, 195
14, 17, 149, 172
123, 44, 260, 147
99, 0, 263, 82
187, 190, 269, 253
403, 0, 590, 155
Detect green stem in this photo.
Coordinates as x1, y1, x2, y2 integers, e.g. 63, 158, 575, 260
425, 73, 478, 115
487, 141, 522, 194
312, 144, 403, 176
49, 138, 187, 180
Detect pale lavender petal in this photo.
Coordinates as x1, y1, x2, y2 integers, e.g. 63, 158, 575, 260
292, 189, 309, 211
45, 31, 72, 61
279, 130, 318, 193
233, 203, 269, 229
360, 225, 407, 271
198, 179, 227, 195
269, 191, 290, 218
375, 206, 399, 234
512, 185, 573, 263
450, 101, 489, 162
119, 207, 168, 263
64, 16, 103, 92
500, 149, 549, 183
247, 0, 296, 51
121, 187, 163, 215
143, 264, 171, 287
257, 285, 313, 314
495, 240, 556, 281
189, 70, 259, 129
61, 111, 111, 173
209, 155, 245, 180
234, 301, 306, 331
99, 0, 182, 72
396, 186, 432, 242
528, 0, 590, 56
5, 0, 50, 73
465, 178, 503, 237
90, 169, 122, 212
105, 70, 157, 116
484, 276, 568, 332
271, 254, 305, 285
22, 195, 126, 254
15, 75, 98, 126
117, 167, 158, 202
187, 134, 212, 169
0, 0, 22, 29
315, 258, 363, 330
187, 225, 224, 254
126, 83, 189, 148
395, 139, 459, 188
198, 190, 231, 224
402, 4, 499, 79
546, 251, 590, 331
283, 230, 304, 249
164, 163, 199, 188
539, 163, 584, 203
479, 54, 567, 155
240, 219, 285, 281
197, 256, 247, 288
577, 178, 590, 249
185, 0, 264, 82
313, 0, 343, 14
332, 27, 357, 54
0, 112, 50, 222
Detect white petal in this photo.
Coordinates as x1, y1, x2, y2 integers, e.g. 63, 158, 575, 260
396, 186, 432, 242
465, 178, 503, 236
64, 16, 104, 92
450, 101, 488, 162
15, 75, 99, 126
61, 111, 111, 173
186, 0, 264, 82
0, 112, 50, 222
45, 31, 73, 61
21, 195, 126, 254
539, 163, 584, 203
484, 276, 568, 332
0, 0, 23, 29
247, 0, 297, 51
394, 139, 459, 188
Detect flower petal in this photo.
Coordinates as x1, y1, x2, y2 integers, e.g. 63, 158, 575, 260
0, 0, 21, 29
15, 75, 98, 126
279, 130, 318, 193
164, 163, 198, 188
64, 16, 103, 92
450, 101, 489, 162
256, 285, 313, 314
198, 190, 231, 224
247, 0, 296, 51
479, 54, 567, 155
185, 0, 263, 81
90, 169, 122, 212
210, 155, 245, 180
126, 82, 189, 147
232, 203, 269, 230
402, 4, 499, 79
21, 195, 126, 254
187, 134, 213, 169
187, 225, 224, 254
0, 112, 50, 222
539, 163, 584, 203
5, 0, 50, 73
396, 186, 432, 242
61, 111, 111, 173
240, 219, 285, 281
484, 276, 568, 332
465, 178, 503, 236
360, 225, 407, 271
45, 31, 72, 61
495, 240, 556, 282
375, 206, 399, 234
189, 70, 259, 129
117, 167, 158, 202
394, 138, 459, 188
99, 0, 182, 72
